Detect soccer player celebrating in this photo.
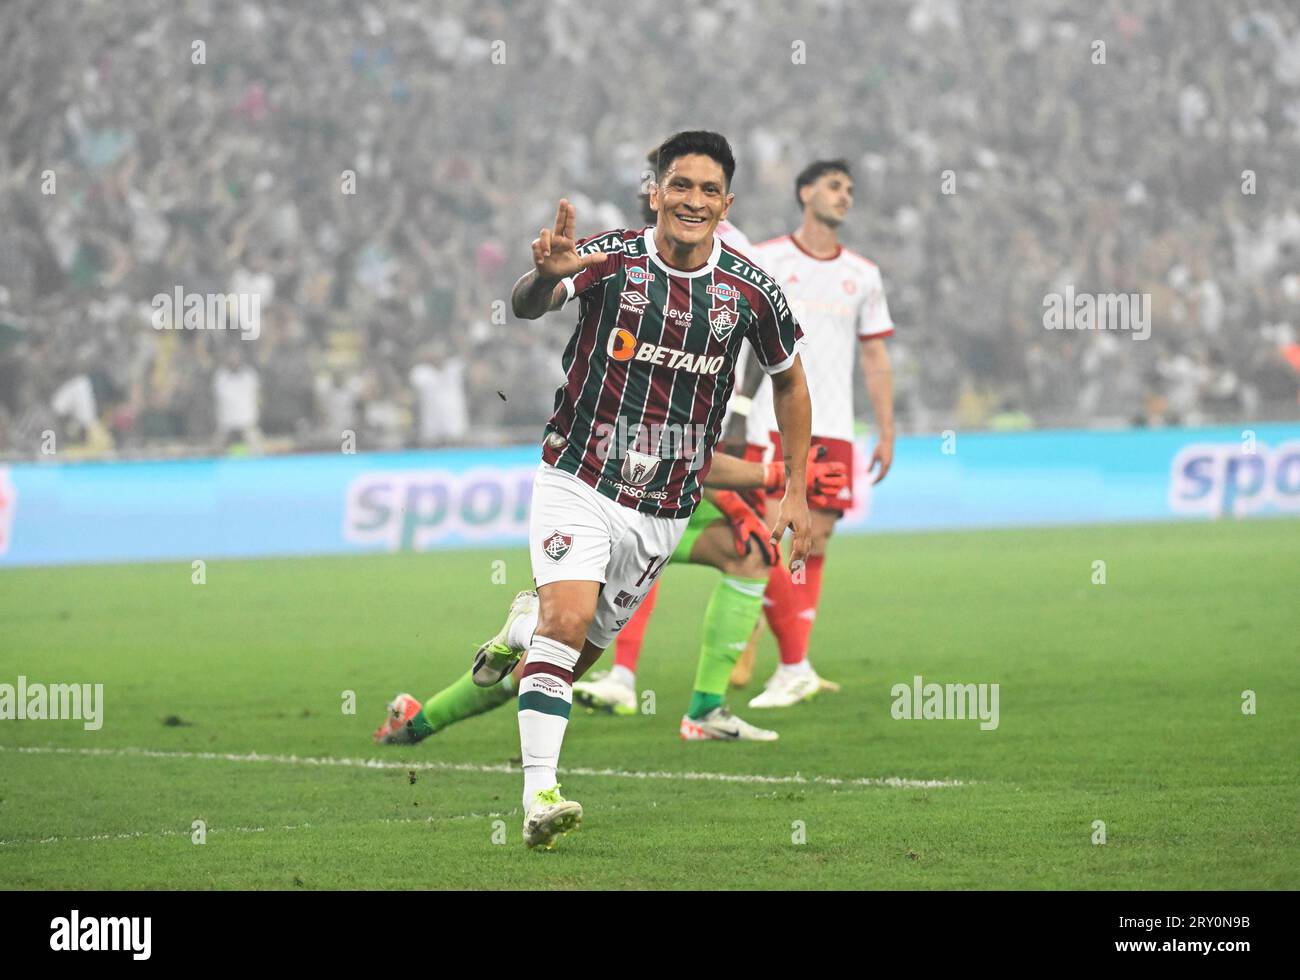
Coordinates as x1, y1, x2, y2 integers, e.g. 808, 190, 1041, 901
573, 147, 763, 721
382, 132, 812, 850
374, 153, 843, 752
569, 149, 846, 736
728, 159, 896, 708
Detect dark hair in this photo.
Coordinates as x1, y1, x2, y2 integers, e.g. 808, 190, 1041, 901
795, 159, 852, 207
654, 131, 735, 189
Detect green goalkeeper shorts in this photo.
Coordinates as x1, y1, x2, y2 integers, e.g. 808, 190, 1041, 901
671, 496, 724, 565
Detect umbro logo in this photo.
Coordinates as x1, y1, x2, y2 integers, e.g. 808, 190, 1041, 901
619, 290, 651, 318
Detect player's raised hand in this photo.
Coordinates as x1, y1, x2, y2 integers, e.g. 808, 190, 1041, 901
531, 199, 606, 282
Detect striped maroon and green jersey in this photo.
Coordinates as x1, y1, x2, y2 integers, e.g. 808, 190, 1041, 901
541, 226, 803, 518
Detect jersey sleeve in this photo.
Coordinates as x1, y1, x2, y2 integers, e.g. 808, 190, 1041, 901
856, 269, 894, 339
745, 283, 804, 375
561, 229, 625, 303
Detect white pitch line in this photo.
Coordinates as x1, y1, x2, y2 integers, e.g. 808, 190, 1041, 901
0, 823, 313, 848
2, 744, 967, 789
0, 813, 518, 849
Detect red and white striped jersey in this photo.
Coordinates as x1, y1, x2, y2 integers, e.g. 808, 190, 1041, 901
745, 235, 893, 444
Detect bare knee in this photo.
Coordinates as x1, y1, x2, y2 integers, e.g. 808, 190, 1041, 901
533, 582, 598, 652
535, 606, 592, 651
723, 546, 772, 580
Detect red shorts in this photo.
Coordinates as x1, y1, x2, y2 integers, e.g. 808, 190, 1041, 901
744, 432, 855, 512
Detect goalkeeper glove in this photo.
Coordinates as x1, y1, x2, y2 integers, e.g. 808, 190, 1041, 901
713, 490, 780, 566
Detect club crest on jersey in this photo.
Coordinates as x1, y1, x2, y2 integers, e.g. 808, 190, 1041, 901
626, 267, 655, 285
707, 298, 739, 343
541, 531, 573, 562
620, 447, 661, 487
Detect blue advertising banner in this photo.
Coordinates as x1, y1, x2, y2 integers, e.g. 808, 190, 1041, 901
1, 423, 1296, 567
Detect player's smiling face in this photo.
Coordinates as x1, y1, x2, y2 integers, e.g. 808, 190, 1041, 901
650, 154, 733, 253
804, 171, 853, 227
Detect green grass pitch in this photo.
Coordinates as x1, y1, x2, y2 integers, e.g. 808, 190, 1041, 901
1, 519, 1297, 889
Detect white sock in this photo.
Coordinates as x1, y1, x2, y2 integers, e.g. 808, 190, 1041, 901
523, 765, 556, 812
779, 659, 813, 677
518, 634, 579, 810
507, 609, 538, 650
611, 664, 636, 690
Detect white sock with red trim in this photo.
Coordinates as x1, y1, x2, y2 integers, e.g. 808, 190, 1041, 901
518, 634, 580, 810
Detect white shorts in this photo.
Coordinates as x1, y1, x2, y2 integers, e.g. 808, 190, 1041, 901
528, 462, 688, 650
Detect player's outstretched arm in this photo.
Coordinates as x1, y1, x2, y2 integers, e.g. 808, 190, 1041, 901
701, 451, 764, 490
511, 198, 607, 319
768, 355, 812, 566
702, 447, 846, 495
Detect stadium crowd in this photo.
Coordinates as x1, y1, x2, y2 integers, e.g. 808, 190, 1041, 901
1, 0, 1299, 458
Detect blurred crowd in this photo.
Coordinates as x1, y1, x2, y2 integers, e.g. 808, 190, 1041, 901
1, 0, 1299, 459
